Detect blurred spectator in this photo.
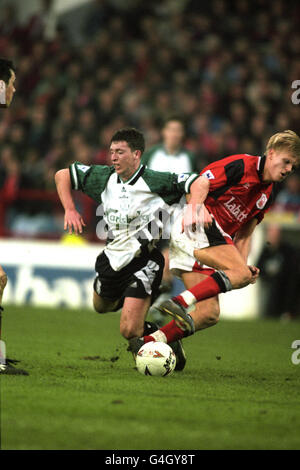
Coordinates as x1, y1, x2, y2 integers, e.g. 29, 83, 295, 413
273, 173, 300, 217
142, 116, 197, 173
257, 224, 300, 319
0, 4, 20, 41
25, 0, 58, 41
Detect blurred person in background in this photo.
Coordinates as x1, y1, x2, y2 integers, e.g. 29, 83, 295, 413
257, 224, 300, 320
142, 116, 197, 173
273, 173, 300, 217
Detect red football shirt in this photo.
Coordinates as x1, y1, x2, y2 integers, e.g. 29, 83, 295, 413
200, 154, 274, 237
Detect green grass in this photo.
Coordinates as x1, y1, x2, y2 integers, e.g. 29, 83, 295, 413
1, 305, 300, 450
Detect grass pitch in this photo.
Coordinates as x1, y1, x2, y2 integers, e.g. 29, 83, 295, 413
1, 305, 299, 450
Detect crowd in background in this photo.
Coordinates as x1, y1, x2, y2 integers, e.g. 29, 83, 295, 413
0, 0, 300, 318
0, 0, 300, 237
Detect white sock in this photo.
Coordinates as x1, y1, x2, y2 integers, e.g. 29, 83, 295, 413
149, 330, 167, 343
180, 290, 197, 307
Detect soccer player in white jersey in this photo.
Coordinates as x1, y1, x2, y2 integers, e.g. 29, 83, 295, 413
55, 127, 206, 370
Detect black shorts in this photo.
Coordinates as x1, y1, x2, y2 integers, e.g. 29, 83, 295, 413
93, 248, 164, 305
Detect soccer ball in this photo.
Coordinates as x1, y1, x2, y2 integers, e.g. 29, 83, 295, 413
136, 341, 176, 377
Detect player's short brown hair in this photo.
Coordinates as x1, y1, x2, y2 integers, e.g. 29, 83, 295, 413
266, 130, 300, 165
110, 127, 145, 155
0, 58, 15, 84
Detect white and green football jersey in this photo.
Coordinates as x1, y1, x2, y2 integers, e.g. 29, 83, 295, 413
69, 162, 198, 271
69, 162, 199, 271
142, 144, 197, 174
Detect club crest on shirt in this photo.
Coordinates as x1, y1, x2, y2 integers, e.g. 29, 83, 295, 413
256, 193, 268, 210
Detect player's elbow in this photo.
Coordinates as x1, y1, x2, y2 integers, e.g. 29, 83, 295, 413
54, 169, 69, 185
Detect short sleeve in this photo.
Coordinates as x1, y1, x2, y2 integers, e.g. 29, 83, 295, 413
69, 162, 114, 202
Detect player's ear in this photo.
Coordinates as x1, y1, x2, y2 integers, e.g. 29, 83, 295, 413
267, 148, 274, 160
134, 150, 142, 160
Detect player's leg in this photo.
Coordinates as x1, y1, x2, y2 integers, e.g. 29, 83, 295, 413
93, 291, 122, 314
92, 251, 129, 314
0, 265, 8, 370
141, 271, 220, 344
125, 249, 187, 370
119, 248, 164, 339
0, 265, 28, 374
182, 271, 220, 331
119, 296, 151, 339
162, 244, 252, 316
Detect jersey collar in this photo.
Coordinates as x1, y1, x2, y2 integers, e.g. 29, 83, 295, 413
117, 164, 145, 185
257, 155, 266, 181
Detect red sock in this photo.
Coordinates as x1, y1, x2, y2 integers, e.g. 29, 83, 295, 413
160, 320, 185, 342
144, 320, 185, 344
174, 275, 221, 307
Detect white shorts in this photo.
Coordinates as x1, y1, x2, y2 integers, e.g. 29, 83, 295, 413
169, 210, 233, 277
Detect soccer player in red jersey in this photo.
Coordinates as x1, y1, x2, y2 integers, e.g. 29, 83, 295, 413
129, 130, 300, 357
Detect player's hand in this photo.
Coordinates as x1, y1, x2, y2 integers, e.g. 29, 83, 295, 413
64, 209, 86, 234
181, 204, 213, 233
248, 265, 260, 284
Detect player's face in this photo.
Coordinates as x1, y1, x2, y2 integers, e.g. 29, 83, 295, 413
162, 121, 184, 149
110, 141, 141, 181
264, 149, 297, 183
6, 69, 16, 106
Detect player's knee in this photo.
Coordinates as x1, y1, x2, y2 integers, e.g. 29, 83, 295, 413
193, 300, 220, 329
237, 266, 253, 288
120, 322, 142, 340
93, 302, 107, 314
93, 297, 110, 314
227, 266, 253, 289
204, 303, 220, 326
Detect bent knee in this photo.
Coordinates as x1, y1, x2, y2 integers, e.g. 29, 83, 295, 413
204, 304, 220, 326
193, 299, 220, 329
236, 267, 253, 288
120, 322, 143, 340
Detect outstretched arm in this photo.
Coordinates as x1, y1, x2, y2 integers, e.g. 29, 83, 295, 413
55, 169, 86, 234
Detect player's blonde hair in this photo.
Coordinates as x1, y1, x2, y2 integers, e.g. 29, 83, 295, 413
266, 130, 300, 164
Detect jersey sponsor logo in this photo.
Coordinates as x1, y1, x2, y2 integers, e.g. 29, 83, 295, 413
256, 193, 268, 210
177, 173, 189, 183
223, 196, 248, 222
202, 170, 215, 180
